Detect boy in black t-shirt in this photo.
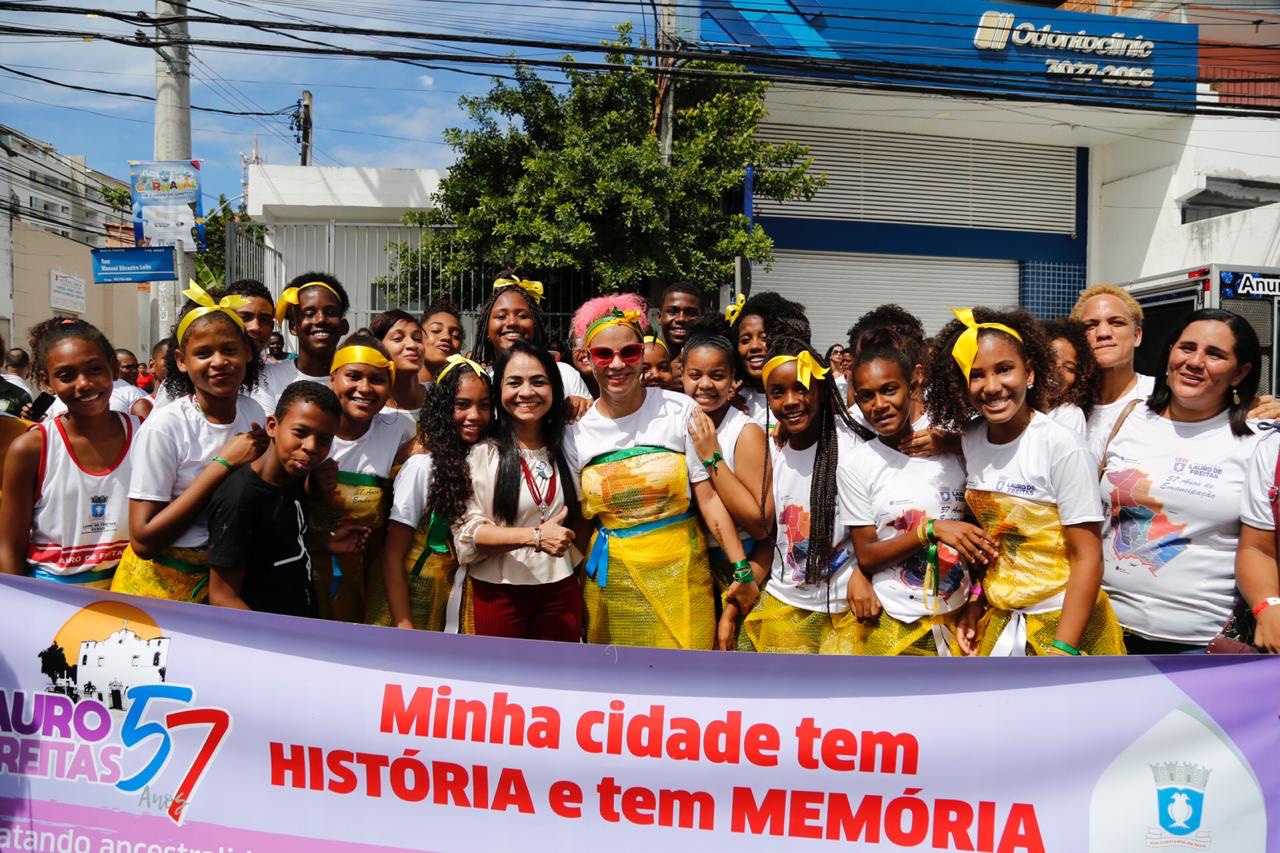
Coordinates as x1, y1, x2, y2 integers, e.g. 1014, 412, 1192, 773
208, 382, 369, 617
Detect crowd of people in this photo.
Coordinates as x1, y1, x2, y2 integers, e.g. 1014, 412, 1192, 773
2, 271, 1278, 657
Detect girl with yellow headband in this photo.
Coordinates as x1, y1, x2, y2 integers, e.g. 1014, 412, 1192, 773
371, 353, 493, 631
251, 272, 350, 415
111, 283, 269, 603
564, 296, 757, 650
926, 307, 1123, 657
727, 292, 808, 430
306, 333, 409, 622
737, 320, 867, 654
473, 270, 593, 414
640, 326, 675, 390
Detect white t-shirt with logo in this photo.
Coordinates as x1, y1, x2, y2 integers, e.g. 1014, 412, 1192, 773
250, 359, 329, 415
129, 394, 267, 549
564, 388, 707, 498
767, 428, 860, 613
1241, 428, 1280, 532
329, 413, 403, 478
838, 440, 970, 621
1101, 408, 1263, 643
1086, 373, 1156, 458
389, 453, 433, 528
961, 412, 1103, 525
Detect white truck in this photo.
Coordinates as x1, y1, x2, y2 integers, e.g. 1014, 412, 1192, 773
1122, 264, 1280, 395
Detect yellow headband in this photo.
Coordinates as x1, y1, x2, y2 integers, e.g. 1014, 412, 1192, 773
584, 308, 645, 347
176, 280, 249, 344
949, 308, 1023, 379
643, 333, 668, 352
275, 280, 342, 324
493, 276, 543, 304
762, 351, 829, 389
435, 353, 486, 384
330, 345, 395, 382
724, 293, 746, 325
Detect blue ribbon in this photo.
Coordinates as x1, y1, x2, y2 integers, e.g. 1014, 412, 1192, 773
584, 510, 696, 588
32, 565, 116, 585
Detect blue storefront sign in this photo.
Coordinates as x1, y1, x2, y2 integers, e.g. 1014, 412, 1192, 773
91, 246, 177, 284
697, 0, 1198, 110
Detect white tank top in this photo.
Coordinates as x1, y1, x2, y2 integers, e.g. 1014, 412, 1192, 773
708, 405, 758, 549
29, 413, 137, 577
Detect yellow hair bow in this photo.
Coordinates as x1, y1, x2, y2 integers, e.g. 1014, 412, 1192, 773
493, 276, 544, 304
761, 350, 829, 389
435, 353, 486, 384
176, 280, 248, 343
275, 280, 342, 324
584, 308, 644, 347
331, 345, 395, 382
724, 293, 746, 325
949, 308, 1023, 379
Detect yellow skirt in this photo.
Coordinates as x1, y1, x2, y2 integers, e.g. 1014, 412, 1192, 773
310, 474, 390, 622
365, 551, 459, 631
582, 514, 715, 650
978, 590, 1125, 656
109, 545, 209, 603
844, 609, 964, 656
740, 591, 857, 655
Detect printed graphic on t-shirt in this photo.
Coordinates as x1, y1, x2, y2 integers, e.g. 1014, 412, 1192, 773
82, 494, 114, 535
890, 508, 965, 595
1105, 468, 1190, 575
781, 503, 851, 584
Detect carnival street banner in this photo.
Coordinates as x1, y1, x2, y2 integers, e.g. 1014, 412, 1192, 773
128, 160, 206, 253
0, 574, 1276, 852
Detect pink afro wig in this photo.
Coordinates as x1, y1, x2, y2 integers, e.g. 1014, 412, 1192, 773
570, 293, 649, 347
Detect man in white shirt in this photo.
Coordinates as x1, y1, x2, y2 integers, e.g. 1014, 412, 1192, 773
3, 347, 30, 394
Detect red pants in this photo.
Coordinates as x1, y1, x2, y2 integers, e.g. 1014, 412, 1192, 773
469, 575, 583, 642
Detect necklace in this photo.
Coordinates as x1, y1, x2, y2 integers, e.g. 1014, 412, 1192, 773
519, 452, 557, 521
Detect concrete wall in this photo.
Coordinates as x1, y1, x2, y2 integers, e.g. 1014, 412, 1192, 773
11, 220, 141, 357
1092, 112, 1280, 283
247, 165, 440, 222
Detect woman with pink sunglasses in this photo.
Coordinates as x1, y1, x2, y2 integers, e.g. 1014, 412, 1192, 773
563, 295, 760, 650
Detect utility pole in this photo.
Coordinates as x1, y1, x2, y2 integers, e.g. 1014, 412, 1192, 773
299, 90, 313, 166
153, 0, 192, 346
657, 0, 676, 166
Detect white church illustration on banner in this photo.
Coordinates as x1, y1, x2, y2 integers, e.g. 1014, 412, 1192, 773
76, 621, 170, 711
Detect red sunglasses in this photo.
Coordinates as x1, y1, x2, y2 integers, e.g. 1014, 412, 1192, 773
587, 343, 644, 367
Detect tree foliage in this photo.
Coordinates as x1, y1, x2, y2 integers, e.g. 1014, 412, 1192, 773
384, 25, 824, 297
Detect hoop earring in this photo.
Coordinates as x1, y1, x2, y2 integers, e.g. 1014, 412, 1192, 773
1232, 385, 1240, 406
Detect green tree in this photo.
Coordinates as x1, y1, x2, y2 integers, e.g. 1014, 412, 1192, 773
380, 24, 824, 301
197, 194, 259, 290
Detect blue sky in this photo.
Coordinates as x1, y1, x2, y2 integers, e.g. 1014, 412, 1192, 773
0, 0, 650, 205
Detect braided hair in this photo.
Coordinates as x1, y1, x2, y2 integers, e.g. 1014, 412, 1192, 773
419, 362, 492, 524
470, 269, 547, 365
1041, 317, 1101, 419
767, 319, 867, 585
29, 317, 117, 384
924, 307, 1057, 433
682, 313, 736, 366
848, 305, 927, 373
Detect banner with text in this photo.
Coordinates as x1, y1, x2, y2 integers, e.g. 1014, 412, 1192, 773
0, 575, 1276, 853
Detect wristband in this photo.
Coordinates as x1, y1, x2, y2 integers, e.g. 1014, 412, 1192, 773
1252, 596, 1280, 618
212, 455, 233, 471
925, 519, 937, 544
532, 525, 542, 552
732, 559, 754, 584
968, 581, 983, 599
916, 520, 930, 547
1050, 639, 1080, 656
702, 451, 724, 472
